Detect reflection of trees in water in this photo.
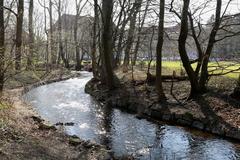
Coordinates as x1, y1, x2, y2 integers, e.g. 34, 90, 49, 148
95, 103, 113, 150
148, 125, 165, 160
149, 126, 192, 160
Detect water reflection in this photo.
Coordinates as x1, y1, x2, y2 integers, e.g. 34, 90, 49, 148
23, 72, 240, 160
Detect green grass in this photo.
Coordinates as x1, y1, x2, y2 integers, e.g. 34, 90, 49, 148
0, 101, 11, 110
137, 60, 240, 79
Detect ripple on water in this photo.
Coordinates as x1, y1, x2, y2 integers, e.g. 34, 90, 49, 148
23, 73, 240, 160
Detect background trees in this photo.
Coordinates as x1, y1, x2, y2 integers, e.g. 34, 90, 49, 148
0, 0, 5, 93
27, 0, 34, 69
15, 0, 24, 70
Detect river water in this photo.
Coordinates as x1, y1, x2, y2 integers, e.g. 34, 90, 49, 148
23, 72, 240, 160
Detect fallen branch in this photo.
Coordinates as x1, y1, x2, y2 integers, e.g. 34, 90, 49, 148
146, 73, 188, 85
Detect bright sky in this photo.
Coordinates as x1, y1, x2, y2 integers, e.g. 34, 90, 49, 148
5, 0, 238, 35
33, 0, 240, 24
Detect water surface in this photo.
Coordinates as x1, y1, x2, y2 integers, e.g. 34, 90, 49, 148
23, 72, 240, 160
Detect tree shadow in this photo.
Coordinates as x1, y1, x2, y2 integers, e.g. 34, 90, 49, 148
209, 90, 240, 109
194, 95, 237, 135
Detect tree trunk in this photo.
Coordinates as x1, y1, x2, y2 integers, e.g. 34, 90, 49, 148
178, 0, 200, 97
27, 0, 34, 69
91, 0, 98, 77
15, 0, 24, 70
49, 0, 56, 65
43, 0, 49, 71
0, 0, 5, 93
101, 0, 115, 89
57, 0, 68, 68
199, 0, 222, 91
132, 0, 150, 65
155, 0, 166, 100
115, 17, 128, 67
74, 11, 81, 71
123, 0, 142, 70
188, 12, 203, 76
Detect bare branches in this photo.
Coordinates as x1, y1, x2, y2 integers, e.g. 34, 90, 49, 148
2, 6, 17, 17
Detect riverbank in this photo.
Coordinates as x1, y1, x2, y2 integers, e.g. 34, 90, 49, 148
0, 69, 111, 160
85, 68, 240, 141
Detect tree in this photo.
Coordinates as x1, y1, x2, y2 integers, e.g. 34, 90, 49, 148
49, 0, 56, 65
178, 0, 200, 97
132, 0, 150, 65
26, 0, 34, 69
114, 0, 132, 67
0, 0, 5, 93
101, 0, 115, 89
177, 0, 225, 97
156, 0, 166, 100
91, 0, 99, 77
123, 0, 143, 71
74, 0, 87, 71
199, 0, 222, 90
15, 0, 24, 70
56, 0, 68, 68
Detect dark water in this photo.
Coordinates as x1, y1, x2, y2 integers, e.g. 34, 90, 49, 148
23, 72, 240, 160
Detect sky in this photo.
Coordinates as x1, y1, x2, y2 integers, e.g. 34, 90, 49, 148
5, 0, 239, 36
32, 0, 240, 24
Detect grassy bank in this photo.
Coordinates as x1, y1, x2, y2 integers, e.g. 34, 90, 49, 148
137, 60, 240, 79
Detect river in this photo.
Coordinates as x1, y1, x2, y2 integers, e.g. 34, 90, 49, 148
23, 72, 240, 160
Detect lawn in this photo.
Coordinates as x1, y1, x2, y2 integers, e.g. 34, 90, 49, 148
137, 60, 240, 79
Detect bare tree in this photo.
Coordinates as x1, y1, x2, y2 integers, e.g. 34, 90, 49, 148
55, 0, 68, 68
0, 0, 5, 93
74, 0, 87, 71
199, 0, 223, 90
123, 0, 143, 71
176, 0, 230, 97
27, 0, 34, 69
114, 0, 132, 67
156, 0, 166, 100
91, 0, 99, 77
49, 0, 56, 65
132, 0, 150, 65
15, 0, 24, 70
178, 0, 200, 97
101, 0, 116, 89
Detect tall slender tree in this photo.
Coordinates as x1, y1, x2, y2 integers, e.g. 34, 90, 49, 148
74, 0, 81, 71
56, 0, 68, 68
49, 0, 55, 65
15, 0, 24, 70
132, 0, 150, 65
74, 0, 87, 71
156, 0, 166, 100
123, 0, 142, 71
91, 0, 99, 77
199, 0, 222, 90
0, 0, 5, 93
27, 0, 34, 69
101, 0, 115, 89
